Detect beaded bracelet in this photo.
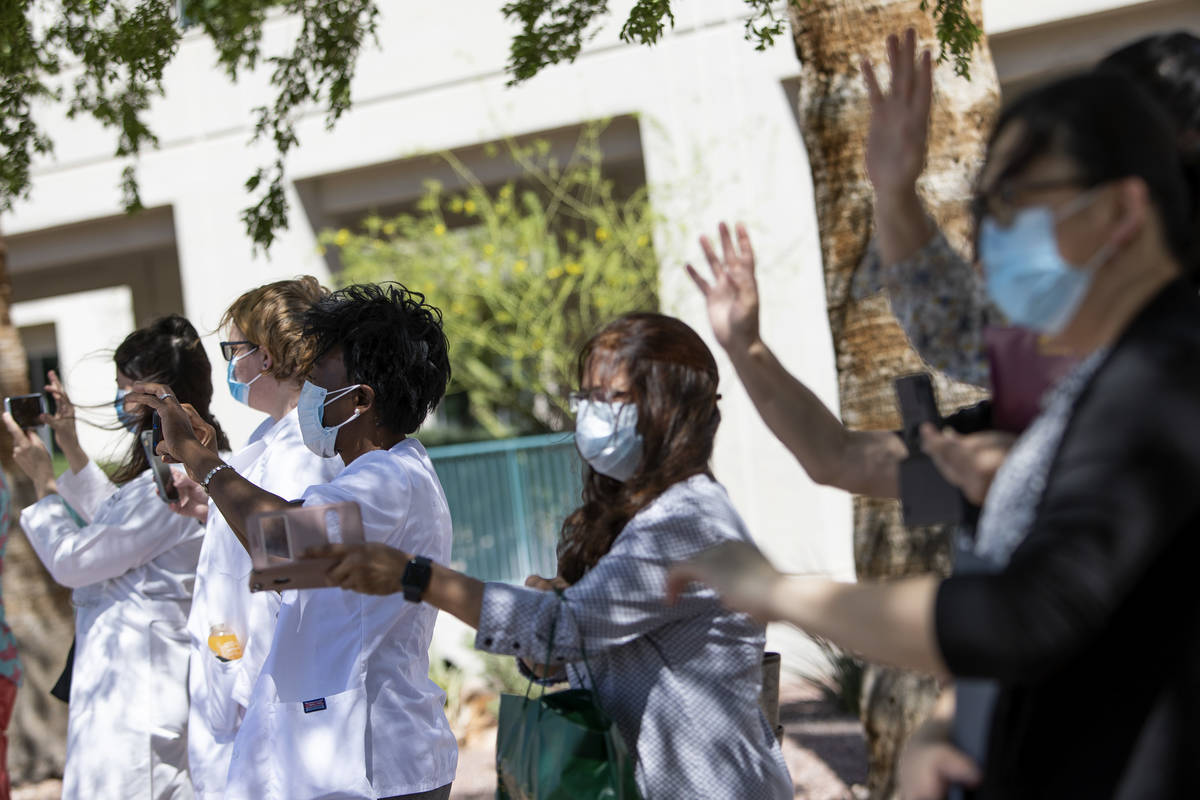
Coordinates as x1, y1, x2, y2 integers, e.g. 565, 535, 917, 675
201, 463, 235, 494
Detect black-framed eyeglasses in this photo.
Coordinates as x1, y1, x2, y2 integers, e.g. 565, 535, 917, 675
219, 341, 257, 361
969, 177, 1088, 224
568, 389, 632, 413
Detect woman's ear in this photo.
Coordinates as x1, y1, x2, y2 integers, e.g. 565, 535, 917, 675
260, 349, 274, 372
1106, 177, 1149, 253
355, 385, 376, 416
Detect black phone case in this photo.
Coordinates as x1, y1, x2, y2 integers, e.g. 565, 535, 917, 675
894, 374, 967, 526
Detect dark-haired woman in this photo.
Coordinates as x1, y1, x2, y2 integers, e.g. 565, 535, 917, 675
304, 312, 793, 799
132, 284, 457, 800
4, 314, 228, 800
673, 69, 1200, 799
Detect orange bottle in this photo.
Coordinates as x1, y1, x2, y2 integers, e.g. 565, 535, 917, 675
208, 624, 243, 662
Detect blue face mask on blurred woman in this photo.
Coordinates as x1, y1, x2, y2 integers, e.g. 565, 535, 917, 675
979, 190, 1116, 335
297, 381, 361, 458
573, 399, 644, 482
227, 346, 263, 406
114, 389, 140, 432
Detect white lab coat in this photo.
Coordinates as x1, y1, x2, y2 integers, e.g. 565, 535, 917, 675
21, 459, 203, 800
225, 439, 458, 800
187, 410, 341, 799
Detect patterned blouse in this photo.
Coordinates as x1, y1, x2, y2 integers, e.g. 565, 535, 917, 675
0, 469, 21, 686
854, 229, 1002, 388
475, 474, 792, 800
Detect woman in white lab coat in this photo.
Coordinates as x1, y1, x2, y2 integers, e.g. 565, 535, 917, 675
5, 315, 228, 800
179, 277, 341, 799
134, 283, 458, 800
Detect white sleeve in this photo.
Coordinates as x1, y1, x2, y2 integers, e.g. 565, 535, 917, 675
20, 476, 200, 588
55, 460, 119, 523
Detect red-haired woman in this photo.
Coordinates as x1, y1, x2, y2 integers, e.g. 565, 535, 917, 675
311, 312, 792, 800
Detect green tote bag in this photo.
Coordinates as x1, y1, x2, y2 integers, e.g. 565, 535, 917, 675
495, 592, 642, 800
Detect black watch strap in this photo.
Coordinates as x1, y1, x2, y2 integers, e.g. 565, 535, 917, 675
401, 556, 433, 603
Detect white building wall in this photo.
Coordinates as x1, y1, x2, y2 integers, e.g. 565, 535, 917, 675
10, 287, 137, 465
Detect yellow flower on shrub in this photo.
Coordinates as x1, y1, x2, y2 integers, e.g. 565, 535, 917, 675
564, 261, 583, 275
449, 197, 464, 213
334, 229, 351, 247
434, 223, 446, 237
636, 234, 650, 248
513, 260, 528, 275
547, 266, 564, 280
382, 222, 397, 236
594, 228, 609, 242
482, 243, 496, 258
464, 200, 477, 214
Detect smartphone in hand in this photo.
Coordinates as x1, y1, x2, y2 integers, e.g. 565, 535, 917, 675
247, 502, 365, 592
895, 374, 967, 526
140, 430, 179, 503
5, 393, 48, 429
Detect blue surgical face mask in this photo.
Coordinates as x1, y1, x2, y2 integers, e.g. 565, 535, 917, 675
297, 380, 362, 458
979, 191, 1116, 335
114, 389, 140, 432
573, 399, 643, 482
227, 346, 264, 406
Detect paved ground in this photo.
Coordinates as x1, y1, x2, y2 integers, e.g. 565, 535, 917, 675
12, 678, 868, 800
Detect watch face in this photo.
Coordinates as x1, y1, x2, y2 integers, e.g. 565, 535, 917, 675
402, 557, 432, 601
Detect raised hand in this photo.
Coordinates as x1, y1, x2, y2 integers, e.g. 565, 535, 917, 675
666, 540, 785, 624
3, 412, 56, 498
686, 222, 760, 353
862, 28, 933, 203
42, 369, 82, 453
126, 383, 216, 480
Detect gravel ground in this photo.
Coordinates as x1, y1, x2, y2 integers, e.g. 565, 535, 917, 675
11, 678, 867, 800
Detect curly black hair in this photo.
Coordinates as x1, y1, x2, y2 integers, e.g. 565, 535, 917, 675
303, 282, 451, 435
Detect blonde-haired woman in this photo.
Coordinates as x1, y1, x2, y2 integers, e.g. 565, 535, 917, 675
182, 276, 343, 799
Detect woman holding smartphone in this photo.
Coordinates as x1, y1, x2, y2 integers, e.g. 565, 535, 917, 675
4, 314, 227, 800
182, 277, 342, 800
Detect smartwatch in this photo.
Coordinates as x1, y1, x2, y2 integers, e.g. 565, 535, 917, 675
401, 556, 433, 603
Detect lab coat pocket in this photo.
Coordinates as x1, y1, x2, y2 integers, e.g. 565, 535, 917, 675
275, 685, 374, 799
147, 620, 192, 800
199, 654, 244, 736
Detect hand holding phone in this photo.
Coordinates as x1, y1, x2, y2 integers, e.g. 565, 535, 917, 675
4, 394, 48, 429
895, 374, 967, 526
140, 430, 180, 503
247, 502, 365, 592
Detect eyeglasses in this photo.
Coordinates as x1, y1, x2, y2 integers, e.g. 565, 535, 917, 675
568, 389, 632, 413
219, 341, 257, 361
969, 177, 1087, 226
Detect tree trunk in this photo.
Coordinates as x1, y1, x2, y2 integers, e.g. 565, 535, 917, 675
0, 231, 73, 784
789, 3, 999, 797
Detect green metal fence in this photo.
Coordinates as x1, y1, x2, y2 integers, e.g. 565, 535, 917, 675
427, 433, 582, 584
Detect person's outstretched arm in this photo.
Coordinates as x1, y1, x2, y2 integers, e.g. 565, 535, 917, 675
688, 222, 907, 498
666, 540, 948, 676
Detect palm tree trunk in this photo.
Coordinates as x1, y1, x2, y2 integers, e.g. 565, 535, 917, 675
789, 3, 999, 796
0, 231, 73, 784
